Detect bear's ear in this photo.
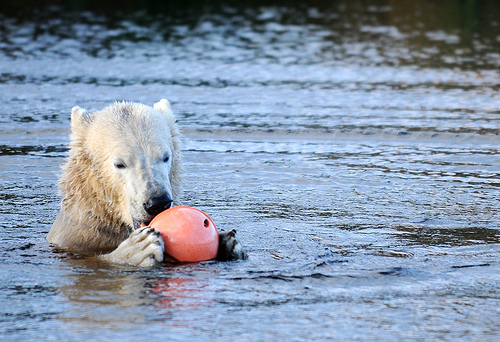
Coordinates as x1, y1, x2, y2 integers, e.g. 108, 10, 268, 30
153, 99, 172, 115
70, 106, 92, 132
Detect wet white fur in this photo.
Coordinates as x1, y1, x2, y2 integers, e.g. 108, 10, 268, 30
47, 99, 181, 266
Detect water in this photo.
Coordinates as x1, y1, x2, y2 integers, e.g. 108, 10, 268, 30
1, 1, 500, 340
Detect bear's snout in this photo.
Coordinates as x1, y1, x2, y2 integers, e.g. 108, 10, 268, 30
144, 194, 173, 217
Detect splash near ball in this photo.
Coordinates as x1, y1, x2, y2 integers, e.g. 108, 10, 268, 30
149, 206, 219, 262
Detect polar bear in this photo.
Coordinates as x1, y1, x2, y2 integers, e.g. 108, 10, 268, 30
47, 99, 246, 266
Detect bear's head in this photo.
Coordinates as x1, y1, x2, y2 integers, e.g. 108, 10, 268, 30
59, 99, 182, 230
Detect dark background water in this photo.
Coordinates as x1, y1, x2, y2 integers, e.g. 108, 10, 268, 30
1, 1, 500, 341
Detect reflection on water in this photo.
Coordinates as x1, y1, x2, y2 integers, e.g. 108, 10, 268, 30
1, 0, 500, 341
59, 265, 153, 330
56, 259, 216, 332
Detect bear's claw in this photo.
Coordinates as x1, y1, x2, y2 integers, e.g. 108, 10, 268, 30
217, 229, 247, 261
101, 226, 165, 267
101, 227, 246, 265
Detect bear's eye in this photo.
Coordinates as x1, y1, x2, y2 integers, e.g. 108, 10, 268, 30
163, 155, 170, 163
114, 161, 127, 169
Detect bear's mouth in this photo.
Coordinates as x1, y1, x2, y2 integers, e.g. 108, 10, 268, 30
133, 217, 154, 229
137, 199, 172, 228
143, 216, 156, 227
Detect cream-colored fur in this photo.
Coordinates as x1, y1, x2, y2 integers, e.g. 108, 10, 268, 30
47, 99, 182, 266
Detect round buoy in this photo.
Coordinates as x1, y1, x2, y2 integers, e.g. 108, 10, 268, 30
149, 206, 219, 262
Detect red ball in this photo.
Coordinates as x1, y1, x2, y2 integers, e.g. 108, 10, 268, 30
149, 206, 219, 262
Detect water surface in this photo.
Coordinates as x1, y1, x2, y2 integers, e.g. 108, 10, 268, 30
1, 1, 499, 340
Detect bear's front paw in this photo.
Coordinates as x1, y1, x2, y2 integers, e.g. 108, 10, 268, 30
217, 229, 247, 261
102, 227, 164, 267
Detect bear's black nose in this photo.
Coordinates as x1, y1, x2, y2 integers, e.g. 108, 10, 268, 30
144, 194, 173, 216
